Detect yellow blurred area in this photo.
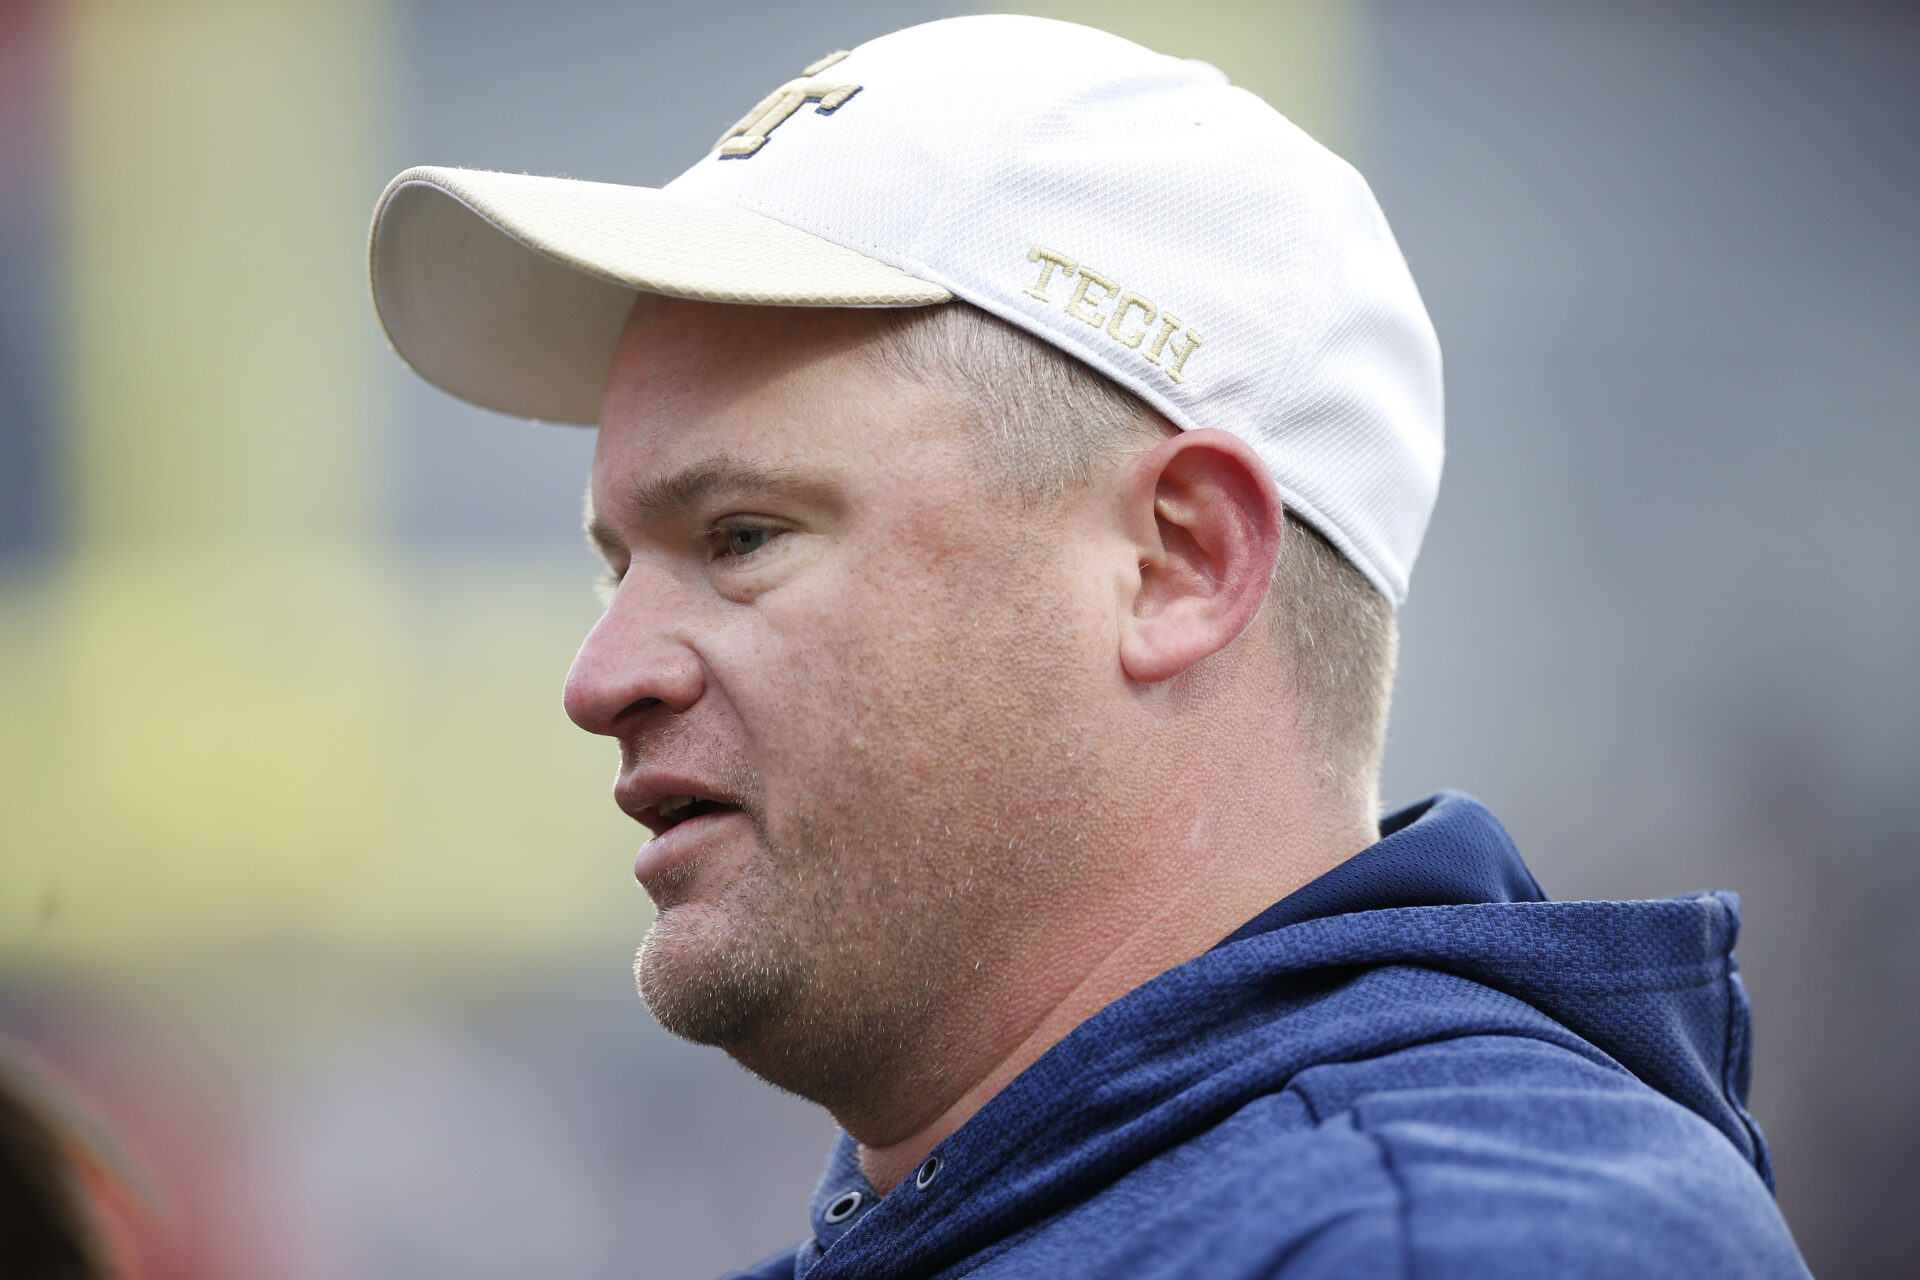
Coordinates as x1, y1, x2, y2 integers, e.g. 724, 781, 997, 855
1, 552, 633, 960
2, 0, 635, 963
2, 0, 1353, 964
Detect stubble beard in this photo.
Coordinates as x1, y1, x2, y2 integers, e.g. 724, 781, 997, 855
632, 766, 1048, 1112
633, 835, 807, 1052
632, 643, 1101, 1114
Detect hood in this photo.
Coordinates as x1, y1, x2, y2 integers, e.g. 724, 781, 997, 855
793, 792, 1773, 1280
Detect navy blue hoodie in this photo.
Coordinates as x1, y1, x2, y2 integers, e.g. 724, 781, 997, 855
724, 792, 1810, 1279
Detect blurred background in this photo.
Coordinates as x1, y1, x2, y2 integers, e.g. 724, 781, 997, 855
1, 0, 1915, 1275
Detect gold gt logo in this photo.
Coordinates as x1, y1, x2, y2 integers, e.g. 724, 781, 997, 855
715, 51, 862, 158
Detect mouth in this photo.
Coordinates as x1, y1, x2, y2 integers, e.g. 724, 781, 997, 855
639, 792, 743, 840
629, 786, 750, 891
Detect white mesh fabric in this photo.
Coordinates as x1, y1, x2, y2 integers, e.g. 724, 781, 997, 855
367, 15, 1442, 603
664, 15, 1443, 605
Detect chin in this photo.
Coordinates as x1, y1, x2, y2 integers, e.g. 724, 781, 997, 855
633, 904, 796, 1049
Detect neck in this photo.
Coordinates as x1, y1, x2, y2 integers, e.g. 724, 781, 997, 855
851, 772, 1378, 1194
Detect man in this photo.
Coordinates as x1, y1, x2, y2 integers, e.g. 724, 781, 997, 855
367, 15, 1810, 1278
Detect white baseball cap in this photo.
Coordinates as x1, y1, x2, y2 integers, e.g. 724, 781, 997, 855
368, 14, 1442, 605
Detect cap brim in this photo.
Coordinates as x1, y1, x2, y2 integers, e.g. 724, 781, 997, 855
368, 165, 953, 425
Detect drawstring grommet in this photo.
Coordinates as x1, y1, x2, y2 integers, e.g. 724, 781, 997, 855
824, 1189, 863, 1224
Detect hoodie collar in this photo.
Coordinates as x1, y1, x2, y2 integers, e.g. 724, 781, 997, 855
1220, 789, 1548, 945
795, 793, 1761, 1280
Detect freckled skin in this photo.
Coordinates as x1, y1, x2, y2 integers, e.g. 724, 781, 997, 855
565, 295, 1375, 1192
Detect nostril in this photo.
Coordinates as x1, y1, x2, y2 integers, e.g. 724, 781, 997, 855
617, 695, 666, 723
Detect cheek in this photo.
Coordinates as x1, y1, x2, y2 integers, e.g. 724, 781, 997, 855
735, 570, 957, 756
774, 543, 1087, 792
698, 491, 1105, 824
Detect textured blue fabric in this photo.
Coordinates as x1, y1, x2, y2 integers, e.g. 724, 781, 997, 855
1216, 791, 1547, 943
720, 792, 1809, 1280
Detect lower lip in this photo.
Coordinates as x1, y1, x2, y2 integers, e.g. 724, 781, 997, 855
634, 809, 741, 882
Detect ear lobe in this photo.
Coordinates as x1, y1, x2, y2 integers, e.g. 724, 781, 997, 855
1118, 429, 1283, 685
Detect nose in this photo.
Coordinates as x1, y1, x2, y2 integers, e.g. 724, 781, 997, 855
563, 579, 707, 737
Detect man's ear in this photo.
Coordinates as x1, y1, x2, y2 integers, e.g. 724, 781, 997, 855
1116, 428, 1283, 685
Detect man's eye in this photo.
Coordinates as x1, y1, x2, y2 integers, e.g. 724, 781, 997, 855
723, 527, 771, 558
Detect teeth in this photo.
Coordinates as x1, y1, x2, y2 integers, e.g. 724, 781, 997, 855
659, 794, 699, 819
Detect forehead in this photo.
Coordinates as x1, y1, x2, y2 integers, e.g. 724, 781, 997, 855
589, 295, 980, 531
603, 298, 925, 457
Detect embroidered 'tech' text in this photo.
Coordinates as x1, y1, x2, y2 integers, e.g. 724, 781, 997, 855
1022, 245, 1204, 384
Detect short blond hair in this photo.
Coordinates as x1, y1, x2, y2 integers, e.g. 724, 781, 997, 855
869, 303, 1397, 809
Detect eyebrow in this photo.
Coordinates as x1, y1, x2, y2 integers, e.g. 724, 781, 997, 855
584, 455, 841, 557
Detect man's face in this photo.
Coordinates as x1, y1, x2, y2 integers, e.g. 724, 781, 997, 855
567, 297, 1127, 1105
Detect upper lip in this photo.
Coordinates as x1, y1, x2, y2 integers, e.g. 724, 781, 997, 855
616, 771, 744, 839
